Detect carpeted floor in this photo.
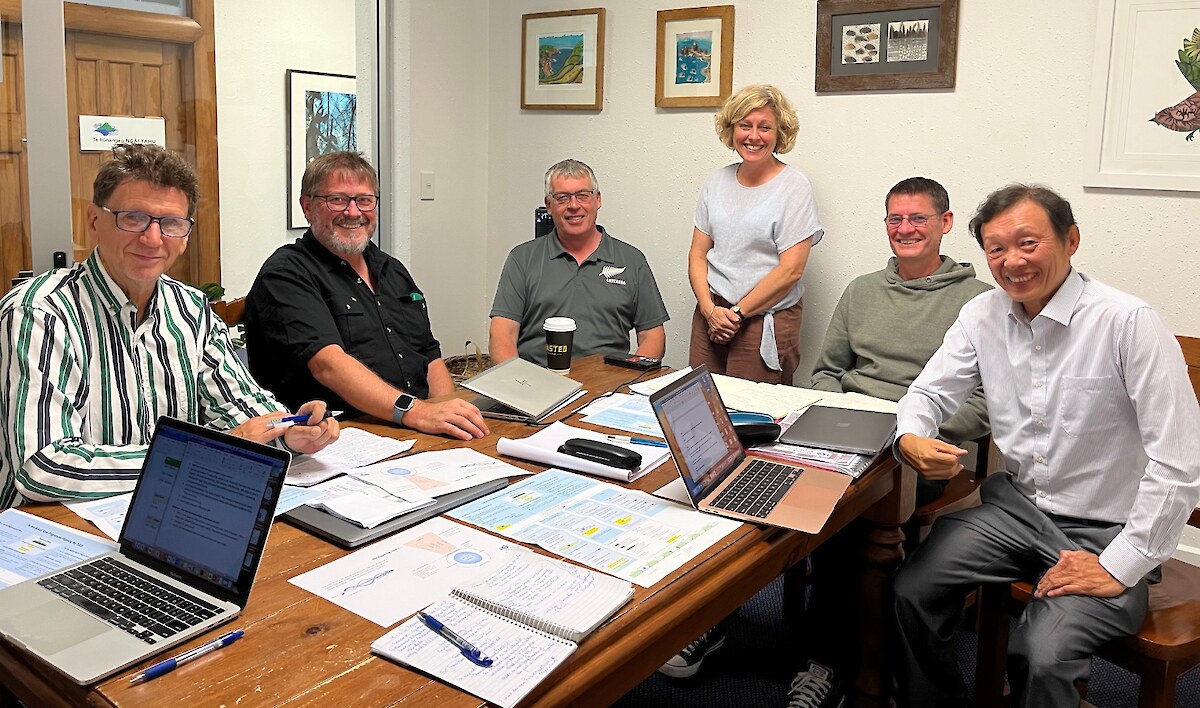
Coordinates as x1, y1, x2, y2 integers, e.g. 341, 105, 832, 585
613, 574, 1200, 708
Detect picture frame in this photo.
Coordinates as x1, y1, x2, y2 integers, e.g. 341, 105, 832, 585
815, 0, 959, 92
1084, 0, 1200, 192
655, 6, 735, 108
287, 70, 358, 229
521, 8, 606, 110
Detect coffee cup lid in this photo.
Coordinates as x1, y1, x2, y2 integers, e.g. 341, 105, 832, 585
543, 317, 576, 332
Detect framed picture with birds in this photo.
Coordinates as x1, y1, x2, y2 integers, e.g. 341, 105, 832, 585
1086, 0, 1200, 192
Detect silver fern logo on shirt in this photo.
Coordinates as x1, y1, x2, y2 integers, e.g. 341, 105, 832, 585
600, 265, 627, 285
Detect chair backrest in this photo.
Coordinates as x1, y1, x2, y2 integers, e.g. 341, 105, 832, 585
1179, 335, 1200, 403
212, 297, 246, 327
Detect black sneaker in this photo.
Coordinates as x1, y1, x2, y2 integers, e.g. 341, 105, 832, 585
657, 624, 727, 678
786, 660, 845, 708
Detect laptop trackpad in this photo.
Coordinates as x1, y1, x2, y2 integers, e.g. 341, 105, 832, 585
4, 596, 110, 653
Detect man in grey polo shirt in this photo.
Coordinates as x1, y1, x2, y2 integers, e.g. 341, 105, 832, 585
489, 159, 669, 366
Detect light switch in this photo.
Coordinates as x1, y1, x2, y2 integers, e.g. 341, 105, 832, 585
420, 171, 435, 200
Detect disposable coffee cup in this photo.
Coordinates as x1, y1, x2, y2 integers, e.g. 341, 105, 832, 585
543, 317, 576, 373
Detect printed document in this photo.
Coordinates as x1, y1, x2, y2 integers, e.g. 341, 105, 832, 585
305, 476, 434, 528
448, 469, 741, 587
290, 516, 517, 626
346, 448, 525, 500
0, 509, 117, 588
286, 427, 416, 486
579, 394, 664, 437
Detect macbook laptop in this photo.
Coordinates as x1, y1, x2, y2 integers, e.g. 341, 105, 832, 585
649, 366, 851, 533
778, 405, 897, 455
462, 357, 582, 423
0, 417, 290, 685
283, 478, 507, 548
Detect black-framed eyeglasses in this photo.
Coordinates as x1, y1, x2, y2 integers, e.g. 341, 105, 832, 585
312, 194, 379, 211
884, 213, 938, 228
548, 189, 597, 205
100, 206, 194, 238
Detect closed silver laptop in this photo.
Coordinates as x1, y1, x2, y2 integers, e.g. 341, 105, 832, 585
463, 357, 582, 423
0, 417, 289, 684
777, 405, 897, 455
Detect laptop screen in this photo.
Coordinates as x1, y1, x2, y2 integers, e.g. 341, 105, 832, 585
649, 366, 744, 503
121, 418, 288, 601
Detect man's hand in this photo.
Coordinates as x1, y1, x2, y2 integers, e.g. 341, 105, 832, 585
229, 400, 340, 454
402, 398, 490, 441
1035, 550, 1125, 599
897, 433, 968, 480
707, 306, 741, 344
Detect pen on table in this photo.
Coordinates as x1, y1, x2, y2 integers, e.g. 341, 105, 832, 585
604, 434, 668, 448
129, 629, 244, 685
268, 410, 342, 429
417, 611, 493, 668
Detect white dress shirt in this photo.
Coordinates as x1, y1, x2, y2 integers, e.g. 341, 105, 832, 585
897, 270, 1200, 586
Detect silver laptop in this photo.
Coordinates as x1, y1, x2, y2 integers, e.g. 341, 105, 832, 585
777, 405, 897, 455
0, 417, 290, 684
462, 357, 582, 423
649, 367, 851, 534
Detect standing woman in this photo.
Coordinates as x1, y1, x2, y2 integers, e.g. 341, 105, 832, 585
688, 84, 822, 383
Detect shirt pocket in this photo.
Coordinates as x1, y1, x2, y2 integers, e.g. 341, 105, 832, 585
1059, 376, 1125, 439
332, 297, 368, 349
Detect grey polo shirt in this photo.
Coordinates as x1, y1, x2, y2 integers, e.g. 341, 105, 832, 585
490, 226, 670, 366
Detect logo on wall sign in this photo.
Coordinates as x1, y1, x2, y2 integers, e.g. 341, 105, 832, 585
600, 265, 627, 285
93, 122, 119, 137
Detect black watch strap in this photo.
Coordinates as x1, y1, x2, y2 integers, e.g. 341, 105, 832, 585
392, 394, 417, 424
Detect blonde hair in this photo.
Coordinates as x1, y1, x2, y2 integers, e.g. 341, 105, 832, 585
714, 84, 799, 154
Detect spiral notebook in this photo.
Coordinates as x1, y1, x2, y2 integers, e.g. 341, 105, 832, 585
371, 550, 633, 708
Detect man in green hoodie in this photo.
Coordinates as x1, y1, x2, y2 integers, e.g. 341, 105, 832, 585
787, 177, 992, 707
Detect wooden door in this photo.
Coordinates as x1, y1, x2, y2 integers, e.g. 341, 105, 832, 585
0, 21, 32, 287
0, 0, 220, 289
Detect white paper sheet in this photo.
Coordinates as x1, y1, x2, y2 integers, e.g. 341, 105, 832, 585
306, 476, 434, 528
627, 366, 693, 395
290, 516, 518, 626
346, 448, 525, 500
579, 394, 664, 437
0, 509, 118, 588
286, 427, 416, 487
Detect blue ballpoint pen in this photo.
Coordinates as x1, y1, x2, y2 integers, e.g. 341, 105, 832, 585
604, 434, 668, 448
267, 410, 342, 429
417, 612, 493, 668
129, 629, 244, 684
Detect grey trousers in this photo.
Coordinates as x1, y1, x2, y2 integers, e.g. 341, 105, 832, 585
893, 473, 1150, 708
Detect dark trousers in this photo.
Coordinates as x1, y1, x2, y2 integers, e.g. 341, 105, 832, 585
893, 473, 1150, 707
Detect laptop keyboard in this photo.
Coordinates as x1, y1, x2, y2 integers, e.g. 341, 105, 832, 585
37, 557, 219, 645
709, 458, 802, 519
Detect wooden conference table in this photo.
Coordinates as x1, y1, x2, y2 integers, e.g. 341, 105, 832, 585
0, 356, 912, 708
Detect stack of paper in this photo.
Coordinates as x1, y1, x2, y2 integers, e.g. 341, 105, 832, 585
751, 410, 877, 478
711, 375, 829, 419
305, 476, 434, 528
286, 427, 416, 487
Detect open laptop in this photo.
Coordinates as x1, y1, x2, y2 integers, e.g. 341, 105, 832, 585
778, 405, 896, 454
283, 478, 507, 548
0, 417, 289, 685
649, 366, 851, 533
462, 357, 582, 423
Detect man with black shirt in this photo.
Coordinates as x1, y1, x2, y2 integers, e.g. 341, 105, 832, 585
245, 152, 487, 440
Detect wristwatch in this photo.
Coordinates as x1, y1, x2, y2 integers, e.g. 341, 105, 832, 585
392, 393, 417, 424
730, 305, 744, 321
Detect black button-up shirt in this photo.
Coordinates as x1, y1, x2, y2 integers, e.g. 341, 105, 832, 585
245, 231, 441, 415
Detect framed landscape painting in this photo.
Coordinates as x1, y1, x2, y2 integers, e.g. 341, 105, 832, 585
287, 70, 358, 228
815, 0, 959, 92
521, 8, 606, 110
656, 6, 735, 108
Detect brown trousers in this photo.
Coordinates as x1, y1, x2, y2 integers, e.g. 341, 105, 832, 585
688, 295, 803, 384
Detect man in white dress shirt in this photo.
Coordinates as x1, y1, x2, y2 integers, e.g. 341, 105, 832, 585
891, 183, 1200, 707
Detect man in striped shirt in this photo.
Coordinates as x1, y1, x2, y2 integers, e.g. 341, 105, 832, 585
0, 144, 339, 508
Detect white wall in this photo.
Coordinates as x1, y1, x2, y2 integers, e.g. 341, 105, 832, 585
214, 0, 356, 297
475, 0, 1200, 378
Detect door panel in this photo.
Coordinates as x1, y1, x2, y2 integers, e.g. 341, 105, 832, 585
0, 22, 31, 287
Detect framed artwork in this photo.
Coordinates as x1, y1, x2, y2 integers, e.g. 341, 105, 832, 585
815, 0, 959, 92
287, 70, 358, 229
655, 6, 735, 108
1085, 0, 1200, 192
521, 8, 606, 110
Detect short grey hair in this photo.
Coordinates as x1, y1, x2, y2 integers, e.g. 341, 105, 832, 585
544, 159, 599, 197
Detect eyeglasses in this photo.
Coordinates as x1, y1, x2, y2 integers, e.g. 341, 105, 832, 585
311, 194, 379, 211
101, 206, 194, 238
548, 189, 597, 205
884, 213, 938, 228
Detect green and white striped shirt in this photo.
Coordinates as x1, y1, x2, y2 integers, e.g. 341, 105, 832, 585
0, 251, 283, 507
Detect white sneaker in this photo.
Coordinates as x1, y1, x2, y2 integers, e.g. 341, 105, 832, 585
787, 660, 845, 708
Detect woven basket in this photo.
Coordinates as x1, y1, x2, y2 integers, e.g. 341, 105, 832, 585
445, 341, 493, 384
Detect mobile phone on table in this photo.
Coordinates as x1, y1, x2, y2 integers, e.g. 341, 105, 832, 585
603, 353, 663, 370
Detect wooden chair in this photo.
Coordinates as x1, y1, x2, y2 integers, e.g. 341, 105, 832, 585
211, 297, 246, 327
974, 334, 1200, 708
